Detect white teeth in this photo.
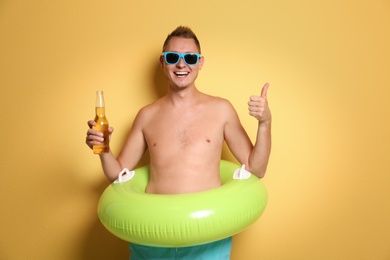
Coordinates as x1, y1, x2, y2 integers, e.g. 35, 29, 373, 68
174, 72, 189, 76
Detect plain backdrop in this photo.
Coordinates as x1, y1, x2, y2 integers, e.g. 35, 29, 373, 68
1, 1, 389, 259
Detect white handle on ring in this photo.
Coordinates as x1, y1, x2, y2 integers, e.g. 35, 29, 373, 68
233, 164, 251, 180
114, 168, 135, 183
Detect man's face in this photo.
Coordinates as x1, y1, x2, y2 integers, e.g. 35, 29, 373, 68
160, 36, 204, 90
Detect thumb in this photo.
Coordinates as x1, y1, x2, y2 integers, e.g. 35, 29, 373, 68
261, 82, 270, 98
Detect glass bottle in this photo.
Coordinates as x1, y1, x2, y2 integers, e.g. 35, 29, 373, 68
93, 90, 110, 154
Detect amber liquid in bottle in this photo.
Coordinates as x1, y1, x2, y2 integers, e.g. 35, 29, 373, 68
93, 91, 110, 154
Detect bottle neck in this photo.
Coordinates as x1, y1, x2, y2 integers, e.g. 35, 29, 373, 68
95, 107, 106, 117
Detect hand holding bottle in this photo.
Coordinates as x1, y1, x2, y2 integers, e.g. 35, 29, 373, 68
86, 120, 114, 151
86, 91, 112, 154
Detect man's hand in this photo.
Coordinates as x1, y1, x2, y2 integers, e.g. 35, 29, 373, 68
85, 120, 114, 150
248, 83, 271, 124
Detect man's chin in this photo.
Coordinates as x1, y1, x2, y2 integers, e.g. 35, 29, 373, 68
172, 80, 191, 89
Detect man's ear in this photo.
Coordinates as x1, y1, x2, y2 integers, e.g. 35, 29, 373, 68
199, 56, 205, 70
159, 55, 165, 69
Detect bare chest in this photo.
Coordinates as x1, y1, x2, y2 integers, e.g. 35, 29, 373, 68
144, 110, 224, 150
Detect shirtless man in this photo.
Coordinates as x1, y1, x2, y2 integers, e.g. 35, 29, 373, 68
86, 26, 271, 259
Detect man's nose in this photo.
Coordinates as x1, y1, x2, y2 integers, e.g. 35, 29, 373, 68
176, 57, 186, 67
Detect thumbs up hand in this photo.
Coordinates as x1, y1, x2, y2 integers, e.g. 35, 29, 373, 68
248, 83, 271, 124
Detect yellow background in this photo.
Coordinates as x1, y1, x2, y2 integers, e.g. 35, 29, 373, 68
1, 1, 389, 259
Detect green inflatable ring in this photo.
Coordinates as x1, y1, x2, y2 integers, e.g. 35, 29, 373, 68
97, 160, 268, 247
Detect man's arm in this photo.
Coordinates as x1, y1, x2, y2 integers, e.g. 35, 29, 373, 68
224, 83, 272, 178
246, 83, 271, 177
86, 110, 148, 182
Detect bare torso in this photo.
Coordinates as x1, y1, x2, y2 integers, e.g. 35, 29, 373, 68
140, 93, 228, 194
91, 35, 270, 194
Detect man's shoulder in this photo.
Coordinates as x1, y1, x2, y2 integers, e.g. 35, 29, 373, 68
202, 94, 234, 110
134, 99, 163, 121
138, 102, 159, 117
201, 93, 228, 104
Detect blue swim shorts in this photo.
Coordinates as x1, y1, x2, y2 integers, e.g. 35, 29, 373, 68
129, 237, 232, 260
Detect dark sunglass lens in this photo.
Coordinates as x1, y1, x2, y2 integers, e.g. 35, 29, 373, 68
184, 54, 198, 65
166, 53, 179, 64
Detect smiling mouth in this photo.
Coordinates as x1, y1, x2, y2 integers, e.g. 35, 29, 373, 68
174, 71, 189, 77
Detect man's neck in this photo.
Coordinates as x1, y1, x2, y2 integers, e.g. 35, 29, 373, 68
166, 86, 201, 108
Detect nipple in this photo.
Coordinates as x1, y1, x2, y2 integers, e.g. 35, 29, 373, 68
233, 164, 251, 180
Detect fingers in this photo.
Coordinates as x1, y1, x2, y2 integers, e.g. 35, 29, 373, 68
86, 121, 114, 136
248, 82, 271, 122
87, 120, 96, 128
85, 120, 114, 149
249, 82, 270, 102
248, 101, 266, 115
260, 82, 269, 98
86, 128, 104, 149
86, 128, 103, 138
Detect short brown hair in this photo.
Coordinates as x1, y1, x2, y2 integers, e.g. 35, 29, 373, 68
162, 26, 201, 53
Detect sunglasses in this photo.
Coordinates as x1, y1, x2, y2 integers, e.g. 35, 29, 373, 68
162, 52, 201, 66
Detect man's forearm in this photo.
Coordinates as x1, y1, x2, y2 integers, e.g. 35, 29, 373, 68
248, 121, 271, 178
99, 151, 123, 182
